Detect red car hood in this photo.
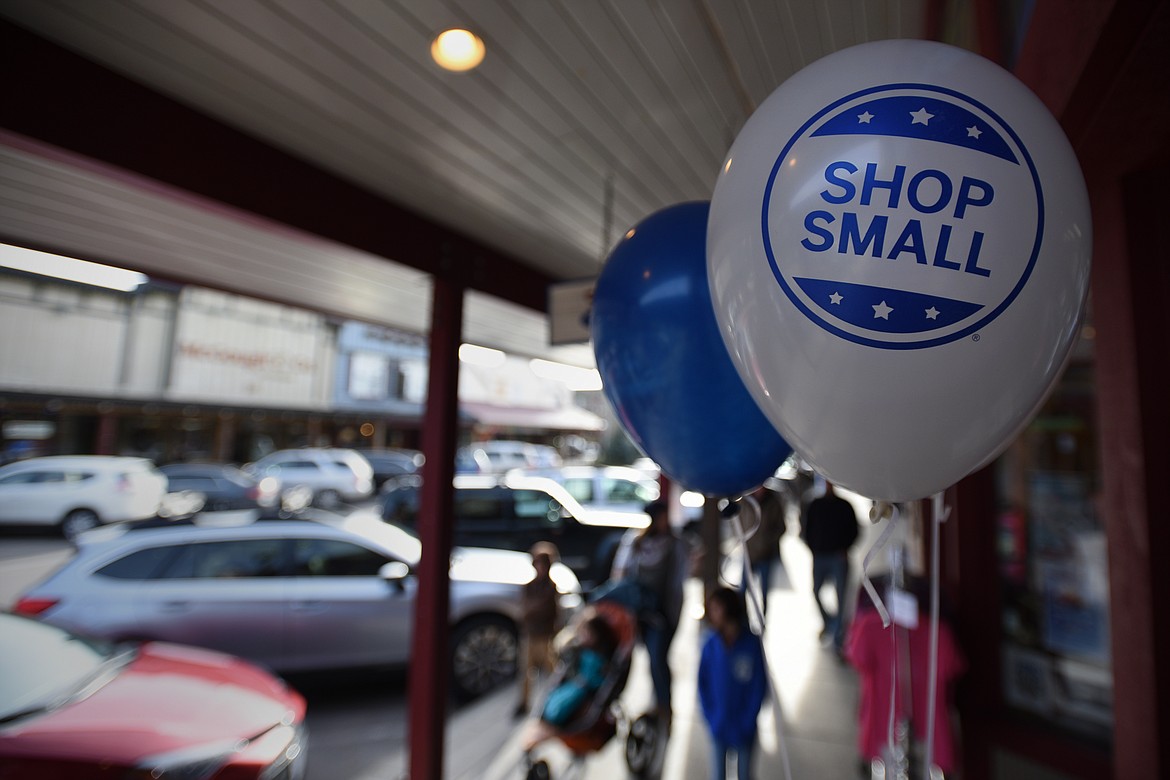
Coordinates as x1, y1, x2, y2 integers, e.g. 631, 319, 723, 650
0, 641, 305, 767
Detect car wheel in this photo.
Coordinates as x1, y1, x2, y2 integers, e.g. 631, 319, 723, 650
314, 489, 341, 509
450, 615, 518, 701
60, 508, 100, 540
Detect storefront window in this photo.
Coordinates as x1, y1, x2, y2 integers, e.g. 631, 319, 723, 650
1, 418, 56, 462
995, 327, 1111, 743
349, 351, 390, 401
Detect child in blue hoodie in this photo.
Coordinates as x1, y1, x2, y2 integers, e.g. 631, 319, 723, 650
698, 586, 768, 780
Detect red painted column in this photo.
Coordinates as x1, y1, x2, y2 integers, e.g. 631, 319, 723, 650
95, 411, 117, 455
1093, 169, 1170, 780
408, 275, 464, 780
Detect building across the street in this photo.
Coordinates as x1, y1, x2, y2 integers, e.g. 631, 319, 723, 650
0, 271, 604, 464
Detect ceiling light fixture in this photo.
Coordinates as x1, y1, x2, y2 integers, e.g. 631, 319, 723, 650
431, 29, 485, 72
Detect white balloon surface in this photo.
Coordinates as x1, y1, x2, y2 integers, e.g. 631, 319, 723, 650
707, 40, 1091, 501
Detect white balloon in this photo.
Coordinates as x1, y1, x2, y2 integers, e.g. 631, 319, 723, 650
708, 40, 1091, 501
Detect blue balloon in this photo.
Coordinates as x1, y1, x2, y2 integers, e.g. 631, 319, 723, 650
591, 201, 792, 496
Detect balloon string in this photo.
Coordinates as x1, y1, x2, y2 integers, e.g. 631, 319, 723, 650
861, 503, 901, 628
735, 495, 766, 637
924, 491, 951, 780
867, 503, 903, 771
732, 497, 795, 780
887, 607, 898, 766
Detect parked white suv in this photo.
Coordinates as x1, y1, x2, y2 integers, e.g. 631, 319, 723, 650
0, 455, 168, 538
246, 448, 374, 508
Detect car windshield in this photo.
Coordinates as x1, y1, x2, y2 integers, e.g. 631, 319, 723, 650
0, 615, 132, 723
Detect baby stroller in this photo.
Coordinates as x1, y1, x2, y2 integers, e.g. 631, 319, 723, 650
522, 600, 661, 779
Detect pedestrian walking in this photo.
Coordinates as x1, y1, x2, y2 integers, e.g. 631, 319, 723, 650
515, 542, 560, 717
698, 586, 768, 780
800, 481, 859, 652
745, 484, 786, 614
604, 500, 689, 729
845, 575, 966, 777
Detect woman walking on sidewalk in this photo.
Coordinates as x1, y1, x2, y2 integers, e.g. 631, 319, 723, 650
602, 500, 689, 729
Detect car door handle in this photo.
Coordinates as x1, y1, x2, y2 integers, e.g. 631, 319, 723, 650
292, 601, 325, 611
160, 601, 189, 613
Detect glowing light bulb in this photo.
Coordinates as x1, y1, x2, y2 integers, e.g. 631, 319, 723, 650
431, 29, 485, 72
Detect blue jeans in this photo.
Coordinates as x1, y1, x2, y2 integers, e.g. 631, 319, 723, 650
710, 737, 754, 780
751, 560, 774, 615
641, 618, 676, 714
595, 580, 675, 714
811, 552, 850, 649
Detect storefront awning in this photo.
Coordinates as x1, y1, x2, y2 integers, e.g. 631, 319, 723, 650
460, 401, 606, 432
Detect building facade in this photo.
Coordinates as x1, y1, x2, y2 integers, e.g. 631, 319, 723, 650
0, 271, 602, 464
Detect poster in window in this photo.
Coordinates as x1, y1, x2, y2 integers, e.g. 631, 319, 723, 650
349, 351, 389, 401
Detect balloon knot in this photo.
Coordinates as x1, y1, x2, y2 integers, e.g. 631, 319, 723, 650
869, 501, 894, 524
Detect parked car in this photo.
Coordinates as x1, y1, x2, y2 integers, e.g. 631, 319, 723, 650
160, 463, 281, 512
0, 612, 307, 779
359, 448, 424, 489
0, 455, 168, 539
245, 448, 374, 508
520, 463, 706, 535
14, 512, 581, 700
379, 473, 648, 589
455, 440, 562, 474
536, 465, 661, 514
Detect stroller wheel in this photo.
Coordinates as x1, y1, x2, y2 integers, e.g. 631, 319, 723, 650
624, 714, 659, 776
526, 759, 551, 780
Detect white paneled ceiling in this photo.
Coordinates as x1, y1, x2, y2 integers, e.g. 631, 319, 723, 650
0, 0, 930, 365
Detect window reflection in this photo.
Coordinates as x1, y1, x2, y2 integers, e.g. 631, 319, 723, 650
996, 325, 1111, 742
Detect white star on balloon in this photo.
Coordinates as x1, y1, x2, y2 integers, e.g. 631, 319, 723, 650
967, 125, 982, 138
829, 292, 843, 304
925, 307, 940, 320
858, 111, 874, 124
910, 107, 935, 125
873, 301, 893, 319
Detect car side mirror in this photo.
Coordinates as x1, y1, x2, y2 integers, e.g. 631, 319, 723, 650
379, 561, 411, 585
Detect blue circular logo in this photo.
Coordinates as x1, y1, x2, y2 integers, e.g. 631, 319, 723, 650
761, 84, 1044, 350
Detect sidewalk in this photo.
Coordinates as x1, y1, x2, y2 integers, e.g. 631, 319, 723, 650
479, 523, 872, 780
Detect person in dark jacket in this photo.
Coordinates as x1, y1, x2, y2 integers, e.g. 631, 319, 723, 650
800, 481, 860, 652
698, 586, 768, 780
745, 484, 786, 615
